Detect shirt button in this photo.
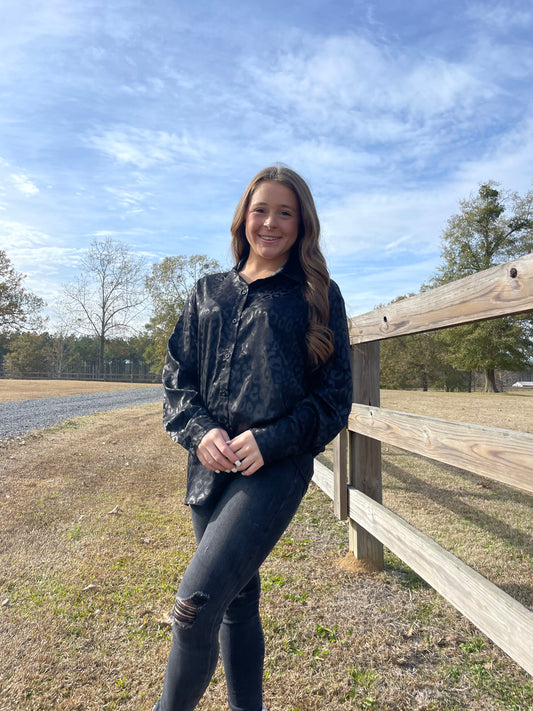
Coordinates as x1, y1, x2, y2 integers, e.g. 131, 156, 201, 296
240, 288, 247, 295
232, 318, 238, 324
223, 352, 230, 360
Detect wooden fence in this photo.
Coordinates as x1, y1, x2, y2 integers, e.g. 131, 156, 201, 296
312, 252, 533, 676
0, 371, 159, 384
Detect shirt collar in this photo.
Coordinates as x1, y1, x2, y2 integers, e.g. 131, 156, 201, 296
234, 247, 305, 285
280, 247, 305, 284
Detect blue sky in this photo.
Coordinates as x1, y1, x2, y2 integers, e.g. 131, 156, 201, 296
1, 0, 532, 326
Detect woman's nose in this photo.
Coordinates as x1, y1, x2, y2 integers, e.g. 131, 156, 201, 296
264, 213, 276, 229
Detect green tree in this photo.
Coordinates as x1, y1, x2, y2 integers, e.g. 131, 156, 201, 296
380, 332, 445, 390
434, 184, 532, 281
429, 182, 533, 392
64, 335, 100, 377
379, 296, 456, 390
62, 238, 147, 379
127, 332, 154, 380
144, 254, 221, 374
0, 250, 45, 334
3, 332, 53, 375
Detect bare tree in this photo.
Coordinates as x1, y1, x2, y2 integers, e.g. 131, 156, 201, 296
62, 237, 147, 379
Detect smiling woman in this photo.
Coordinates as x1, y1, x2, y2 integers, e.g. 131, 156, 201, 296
152, 165, 353, 711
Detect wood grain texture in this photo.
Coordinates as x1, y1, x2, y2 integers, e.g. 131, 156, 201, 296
349, 404, 533, 494
349, 343, 384, 568
312, 459, 334, 500
349, 253, 533, 344
333, 429, 348, 520
348, 488, 533, 676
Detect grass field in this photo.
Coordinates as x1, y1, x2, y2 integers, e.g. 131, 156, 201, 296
0, 382, 532, 710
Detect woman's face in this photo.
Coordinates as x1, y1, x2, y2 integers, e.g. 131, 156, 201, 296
244, 181, 300, 273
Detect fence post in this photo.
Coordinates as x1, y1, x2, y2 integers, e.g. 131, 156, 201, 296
349, 342, 384, 569
333, 428, 348, 520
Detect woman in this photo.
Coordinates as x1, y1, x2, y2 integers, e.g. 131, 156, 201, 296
153, 165, 352, 711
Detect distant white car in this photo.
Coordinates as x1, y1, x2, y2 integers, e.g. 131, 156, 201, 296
512, 381, 533, 388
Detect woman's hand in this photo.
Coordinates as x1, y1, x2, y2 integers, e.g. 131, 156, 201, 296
227, 430, 264, 476
196, 428, 239, 473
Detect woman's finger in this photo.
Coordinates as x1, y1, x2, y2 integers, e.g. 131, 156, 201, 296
197, 428, 238, 471
227, 430, 264, 475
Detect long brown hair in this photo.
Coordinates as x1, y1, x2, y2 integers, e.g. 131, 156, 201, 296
230, 165, 334, 367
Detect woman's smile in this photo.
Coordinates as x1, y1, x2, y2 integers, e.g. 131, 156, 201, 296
259, 234, 281, 241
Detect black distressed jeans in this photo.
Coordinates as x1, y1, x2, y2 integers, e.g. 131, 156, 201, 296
152, 454, 312, 711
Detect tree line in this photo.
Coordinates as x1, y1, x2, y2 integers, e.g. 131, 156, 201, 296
1, 182, 532, 390
381, 182, 533, 392
1, 332, 155, 381
1, 240, 221, 382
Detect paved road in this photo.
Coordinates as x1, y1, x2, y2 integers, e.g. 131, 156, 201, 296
0, 386, 163, 441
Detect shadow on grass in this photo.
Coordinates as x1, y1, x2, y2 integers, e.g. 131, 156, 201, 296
383, 454, 533, 605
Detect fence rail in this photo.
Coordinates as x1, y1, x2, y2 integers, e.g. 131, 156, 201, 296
349, 403, 533, 494
0, 371, 159, 383
312, 252, 533, 676
350, 252, 533, 343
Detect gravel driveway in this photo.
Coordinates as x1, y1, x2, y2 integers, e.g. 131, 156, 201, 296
0, 386, 163, 441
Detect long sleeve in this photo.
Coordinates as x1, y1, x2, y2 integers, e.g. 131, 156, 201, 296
162, 287, 220, 454
251, 281, 352, 463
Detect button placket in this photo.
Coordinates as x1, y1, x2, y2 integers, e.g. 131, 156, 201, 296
219, 278, 248, 417
220, 295, 239, 400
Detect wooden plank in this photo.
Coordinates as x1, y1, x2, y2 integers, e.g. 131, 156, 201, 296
312, 459, 334, 500
349, 344, 384, 568
348, 488, 533, 676
333, 429, 348, 520
349, 253, 533, 344
349, 404, 533, 494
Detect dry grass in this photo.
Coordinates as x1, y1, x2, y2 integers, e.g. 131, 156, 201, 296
0, 386, 532, 710
0, 379, 156, 402
381, 388, 533, 434
379, 389, 533, 608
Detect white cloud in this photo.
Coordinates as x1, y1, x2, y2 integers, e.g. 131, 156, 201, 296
0, 1, 531, 325
0, 0, 86, 81
247, 33, 494, 141
87, 126, 214, 169
0, 220, 51, 249
334, 255, 441, 316
89, 227, 153, 239
0, 220, 83, 285
10, 173, 39, 196
105, 187, 152, 214
320, 108, 533, 263
119, 77, 166, 96
321, 188, 453, 258
452, 117, 533, 194
466, 1, 533, 30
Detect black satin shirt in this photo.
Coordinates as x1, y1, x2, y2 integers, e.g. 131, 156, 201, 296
162, 253, 353, 505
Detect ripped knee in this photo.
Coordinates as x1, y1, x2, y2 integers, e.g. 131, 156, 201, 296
171, 591, 209, 629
